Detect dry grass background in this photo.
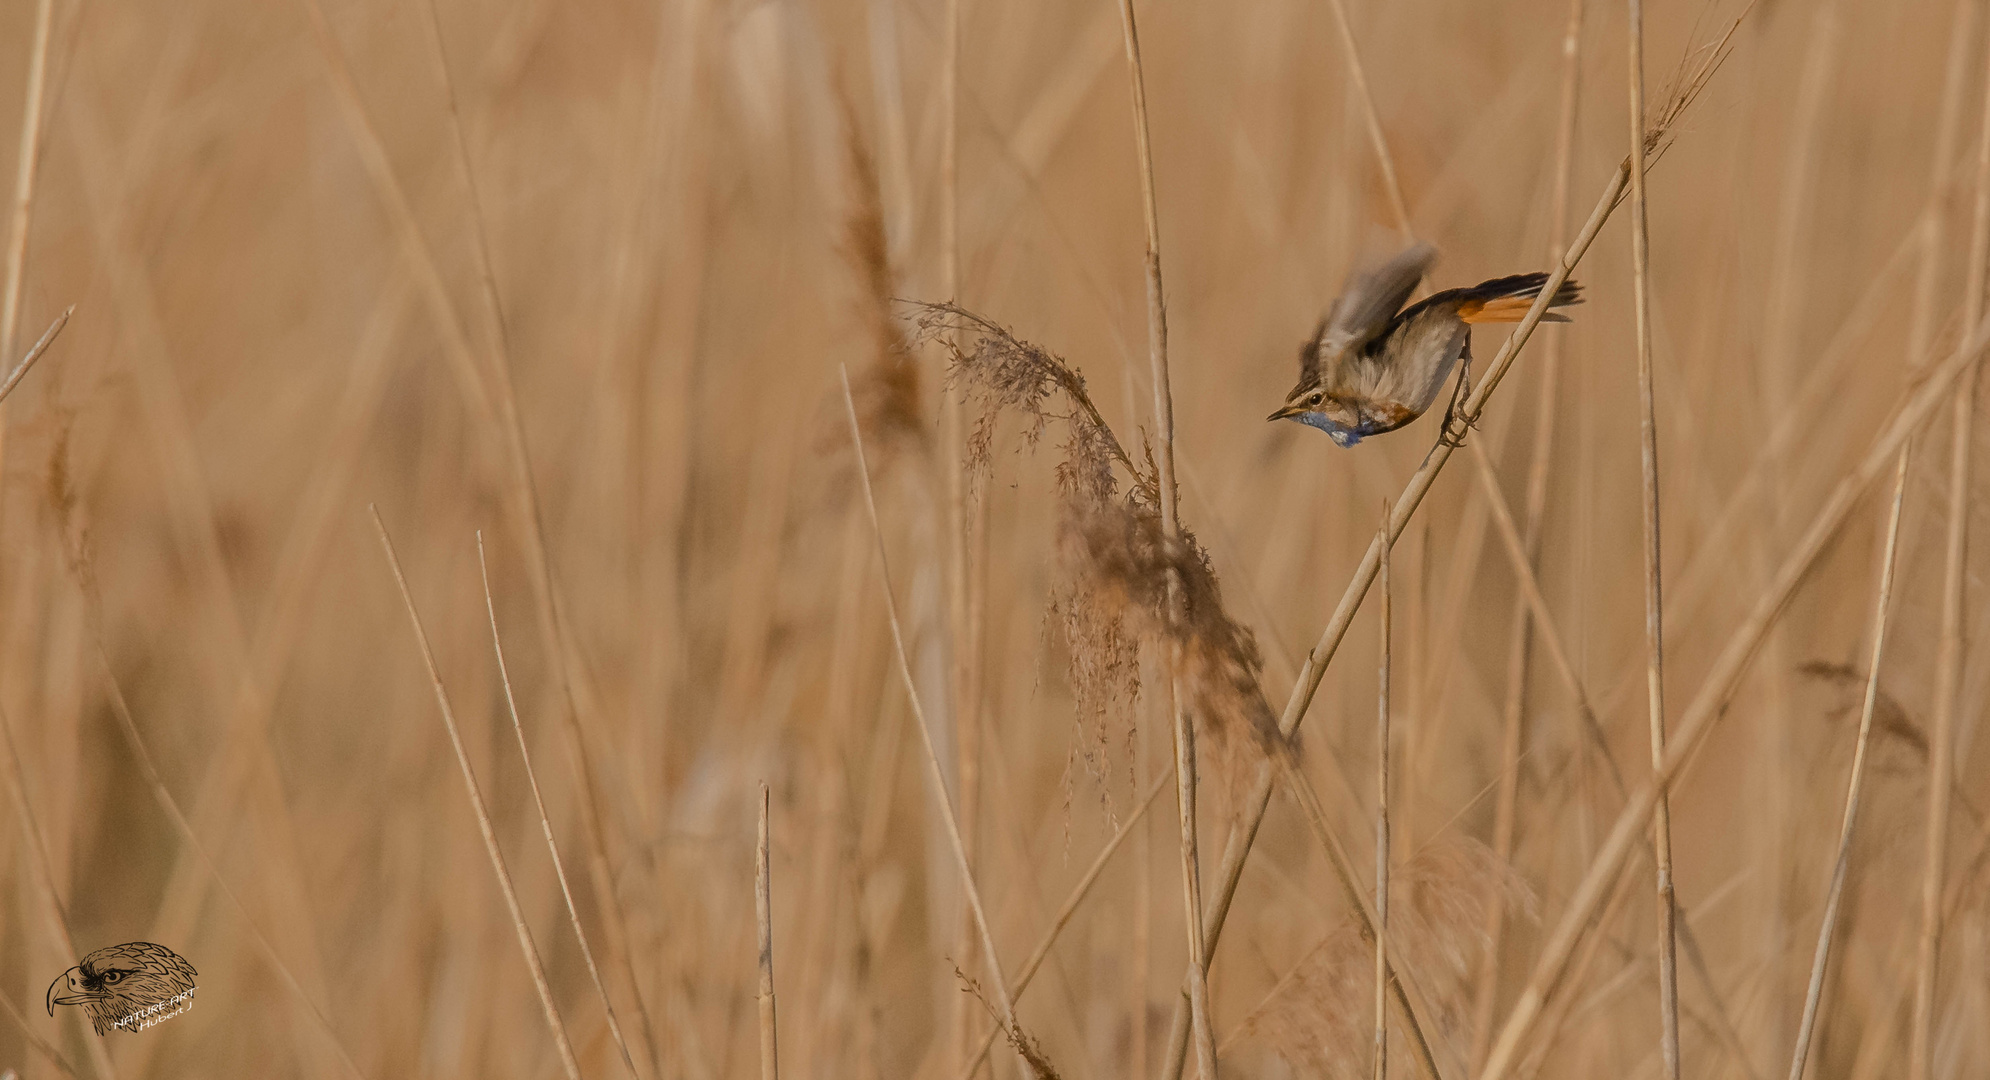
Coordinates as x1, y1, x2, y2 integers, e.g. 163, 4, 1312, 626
0, 0, 1985, 1078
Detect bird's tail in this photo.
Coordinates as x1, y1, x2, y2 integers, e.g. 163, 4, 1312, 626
1455, 273, 1584, 324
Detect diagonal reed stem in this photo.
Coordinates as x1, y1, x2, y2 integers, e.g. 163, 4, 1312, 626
1785, 447, 1912, 1080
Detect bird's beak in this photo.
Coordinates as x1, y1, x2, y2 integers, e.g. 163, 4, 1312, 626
47, 967, 89, 1014
1267, 401, 1305, 422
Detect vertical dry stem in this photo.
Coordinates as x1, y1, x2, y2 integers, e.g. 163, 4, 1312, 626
1909, 20, 1990, 1078
758, 783, 779, 1080
1113, 2, 1213, 1077
371, 511, 582, 1080
1785, 448, 1911, 1080
1625, 3, 1681, 1076
1373, 506, 1392, 1080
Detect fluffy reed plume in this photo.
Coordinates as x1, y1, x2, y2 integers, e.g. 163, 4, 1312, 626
1244, 836, 1535, 1080
916, 302, 1279, 805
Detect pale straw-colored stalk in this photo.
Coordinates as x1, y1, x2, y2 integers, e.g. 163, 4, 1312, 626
1373, 506, 1393, 1080
1112, 2, 1214, 1077
1625, 1, 1681, 1075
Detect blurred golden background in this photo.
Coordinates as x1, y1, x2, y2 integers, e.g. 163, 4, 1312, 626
0, 0, 1983, 1078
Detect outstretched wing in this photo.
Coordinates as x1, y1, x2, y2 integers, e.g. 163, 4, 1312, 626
1300, 242, 1437, 385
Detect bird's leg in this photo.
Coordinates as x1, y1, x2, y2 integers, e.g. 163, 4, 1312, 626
1439, 339, 1476, 448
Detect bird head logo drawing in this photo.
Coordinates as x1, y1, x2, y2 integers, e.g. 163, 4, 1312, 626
46, 942, 197, 1035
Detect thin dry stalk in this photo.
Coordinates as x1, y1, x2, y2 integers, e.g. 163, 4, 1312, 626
758, 783, 779, 1080
1910, 20, 1990, 1078
0, 0, 53, 361
1786, 448, 1911, 1080
1470, 0, 1586, 1064
1374, 506, 1392, 1080
1112, 2, 1212, 1076
371, 510, 582, 1080
0, 306, 69, 406
478, 535, 645, 1080
839, 367, 1024, 1062
956, 770, 1172, 1080
1477, 310, 1990, 1080
1625, 2, 1681, 1076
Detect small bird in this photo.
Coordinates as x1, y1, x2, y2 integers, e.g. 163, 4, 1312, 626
47, 942, 197, 1035
1268, 243, 1582, 447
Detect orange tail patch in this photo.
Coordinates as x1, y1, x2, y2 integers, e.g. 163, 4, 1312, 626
1457, 294, 1554, 323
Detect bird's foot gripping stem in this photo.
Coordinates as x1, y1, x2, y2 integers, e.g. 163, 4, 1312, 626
1438, 355, 1476, 449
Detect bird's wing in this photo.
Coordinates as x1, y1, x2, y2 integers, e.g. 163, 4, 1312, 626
1303, 242, 1437, 385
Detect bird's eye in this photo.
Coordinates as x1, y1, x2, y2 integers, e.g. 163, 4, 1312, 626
1306, 391, 1324, 407
101, 971, 124, 983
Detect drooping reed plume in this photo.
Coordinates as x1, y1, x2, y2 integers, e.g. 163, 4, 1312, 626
916, 302, 1281, 814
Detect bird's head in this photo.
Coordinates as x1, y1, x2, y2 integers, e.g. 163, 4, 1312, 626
1268, 384, 1364, 447
47, 942, 197, 1035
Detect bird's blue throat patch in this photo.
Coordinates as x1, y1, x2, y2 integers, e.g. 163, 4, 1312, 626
1291, 410, 1368, 448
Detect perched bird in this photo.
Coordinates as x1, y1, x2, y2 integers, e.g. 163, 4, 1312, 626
47, 942, 197, 1036
1268, 243, 1582, 446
